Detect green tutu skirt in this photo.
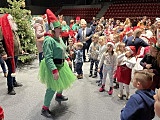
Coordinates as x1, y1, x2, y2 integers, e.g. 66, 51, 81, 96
39, 59, 76, 91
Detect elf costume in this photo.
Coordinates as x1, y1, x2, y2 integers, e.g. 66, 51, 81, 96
39, 9, 76, 118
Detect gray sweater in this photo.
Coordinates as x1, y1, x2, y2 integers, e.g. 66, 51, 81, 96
88, 42, 99, 60
98, 52, 117, 72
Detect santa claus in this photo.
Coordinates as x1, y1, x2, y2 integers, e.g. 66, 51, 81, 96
0, 14, 23, 95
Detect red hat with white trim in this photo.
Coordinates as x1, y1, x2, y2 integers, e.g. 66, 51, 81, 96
126, 46, 136, 55
107, 41, 115, 49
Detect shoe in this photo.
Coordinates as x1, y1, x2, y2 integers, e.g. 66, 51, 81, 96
107, 87, 113, 95
99, 85, 105, 92
92, 75, 97, 78
98, 82, 102, 86
113, 83, 119, 89
96, 80, 101, 83
4, 72, 8, 77
113, 78, 116, 83
41, 108, 53, 118
118, 90, 123, 100
80, 74, 83, 79
126, 92, 130, 100
77, 74, 83, 79
89, 74, 92, 77
13, 82, 23, 87
55, 95, 68, 102
8, 89, 16, 95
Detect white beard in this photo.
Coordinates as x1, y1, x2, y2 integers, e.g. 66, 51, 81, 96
8, 20, 18, 31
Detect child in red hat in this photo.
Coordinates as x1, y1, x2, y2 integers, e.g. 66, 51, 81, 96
117, 46, 136, 100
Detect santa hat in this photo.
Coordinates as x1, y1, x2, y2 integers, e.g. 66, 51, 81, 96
46, 9, 61, 30
76, 16, 80, 21
107, 41, 115, 49
0, 14, 16, 75
126, 46, 136, 55
125, 27, 133, 34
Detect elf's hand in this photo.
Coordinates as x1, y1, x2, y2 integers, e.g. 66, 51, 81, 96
52, 69, 59, 80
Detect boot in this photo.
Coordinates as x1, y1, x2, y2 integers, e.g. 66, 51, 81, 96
99, 84, 105, 92
114, 82, 119, 89
107, 87, 113, 95
55, 95, 68, 102
89, 73, 92, 77
80, 74, 83, 79
77, 74, 81, 79
92, 74, 97, 78
8, 89, 16, 95
41, 108, 53, 118
97, 79, 102, 86
118, 90, 123, 100
126, 92, 130, 100
13, 82, 23, 87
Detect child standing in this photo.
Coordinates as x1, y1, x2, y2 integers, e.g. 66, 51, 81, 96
66, 37, 76, 71
97, 36, 107, 86
121, 70, 155, 120
88, 34, 100, 78
140, 45, 160, 91
74, 42, 84, 79
117, 46, 136, 100
98, 42, 117, 95
114, 42, 126, 89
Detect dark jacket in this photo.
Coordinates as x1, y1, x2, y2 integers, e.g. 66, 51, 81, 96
140, 54, 160, 75
121, 89, 155, 120
125, 36, 148, 52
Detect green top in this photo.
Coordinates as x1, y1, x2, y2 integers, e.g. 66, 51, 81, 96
61, 25, 70, 32
43, 36, 68, 71
72, 23, 80, 31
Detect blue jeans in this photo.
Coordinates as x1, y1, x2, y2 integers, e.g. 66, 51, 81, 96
5, 56, 18, 91
99, 64, 103, 80
89, 59, 99, 75
76, 62, 83, 74
0, 57, 7, 73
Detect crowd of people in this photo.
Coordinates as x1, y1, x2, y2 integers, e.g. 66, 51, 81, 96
1, 8, 160, 119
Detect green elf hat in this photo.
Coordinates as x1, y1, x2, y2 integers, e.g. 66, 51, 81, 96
46, 9, 61, 30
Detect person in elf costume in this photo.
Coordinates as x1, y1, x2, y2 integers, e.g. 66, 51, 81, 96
72, 16, 81, 31
0, 14, 23, 95
39, 9, 76, 118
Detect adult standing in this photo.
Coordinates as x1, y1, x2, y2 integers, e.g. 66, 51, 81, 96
77, 19, 93, 62
39, 9, 76, 118
72, 16, 81, 31
0, 14, 23, 95
33, 17, 45, 63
